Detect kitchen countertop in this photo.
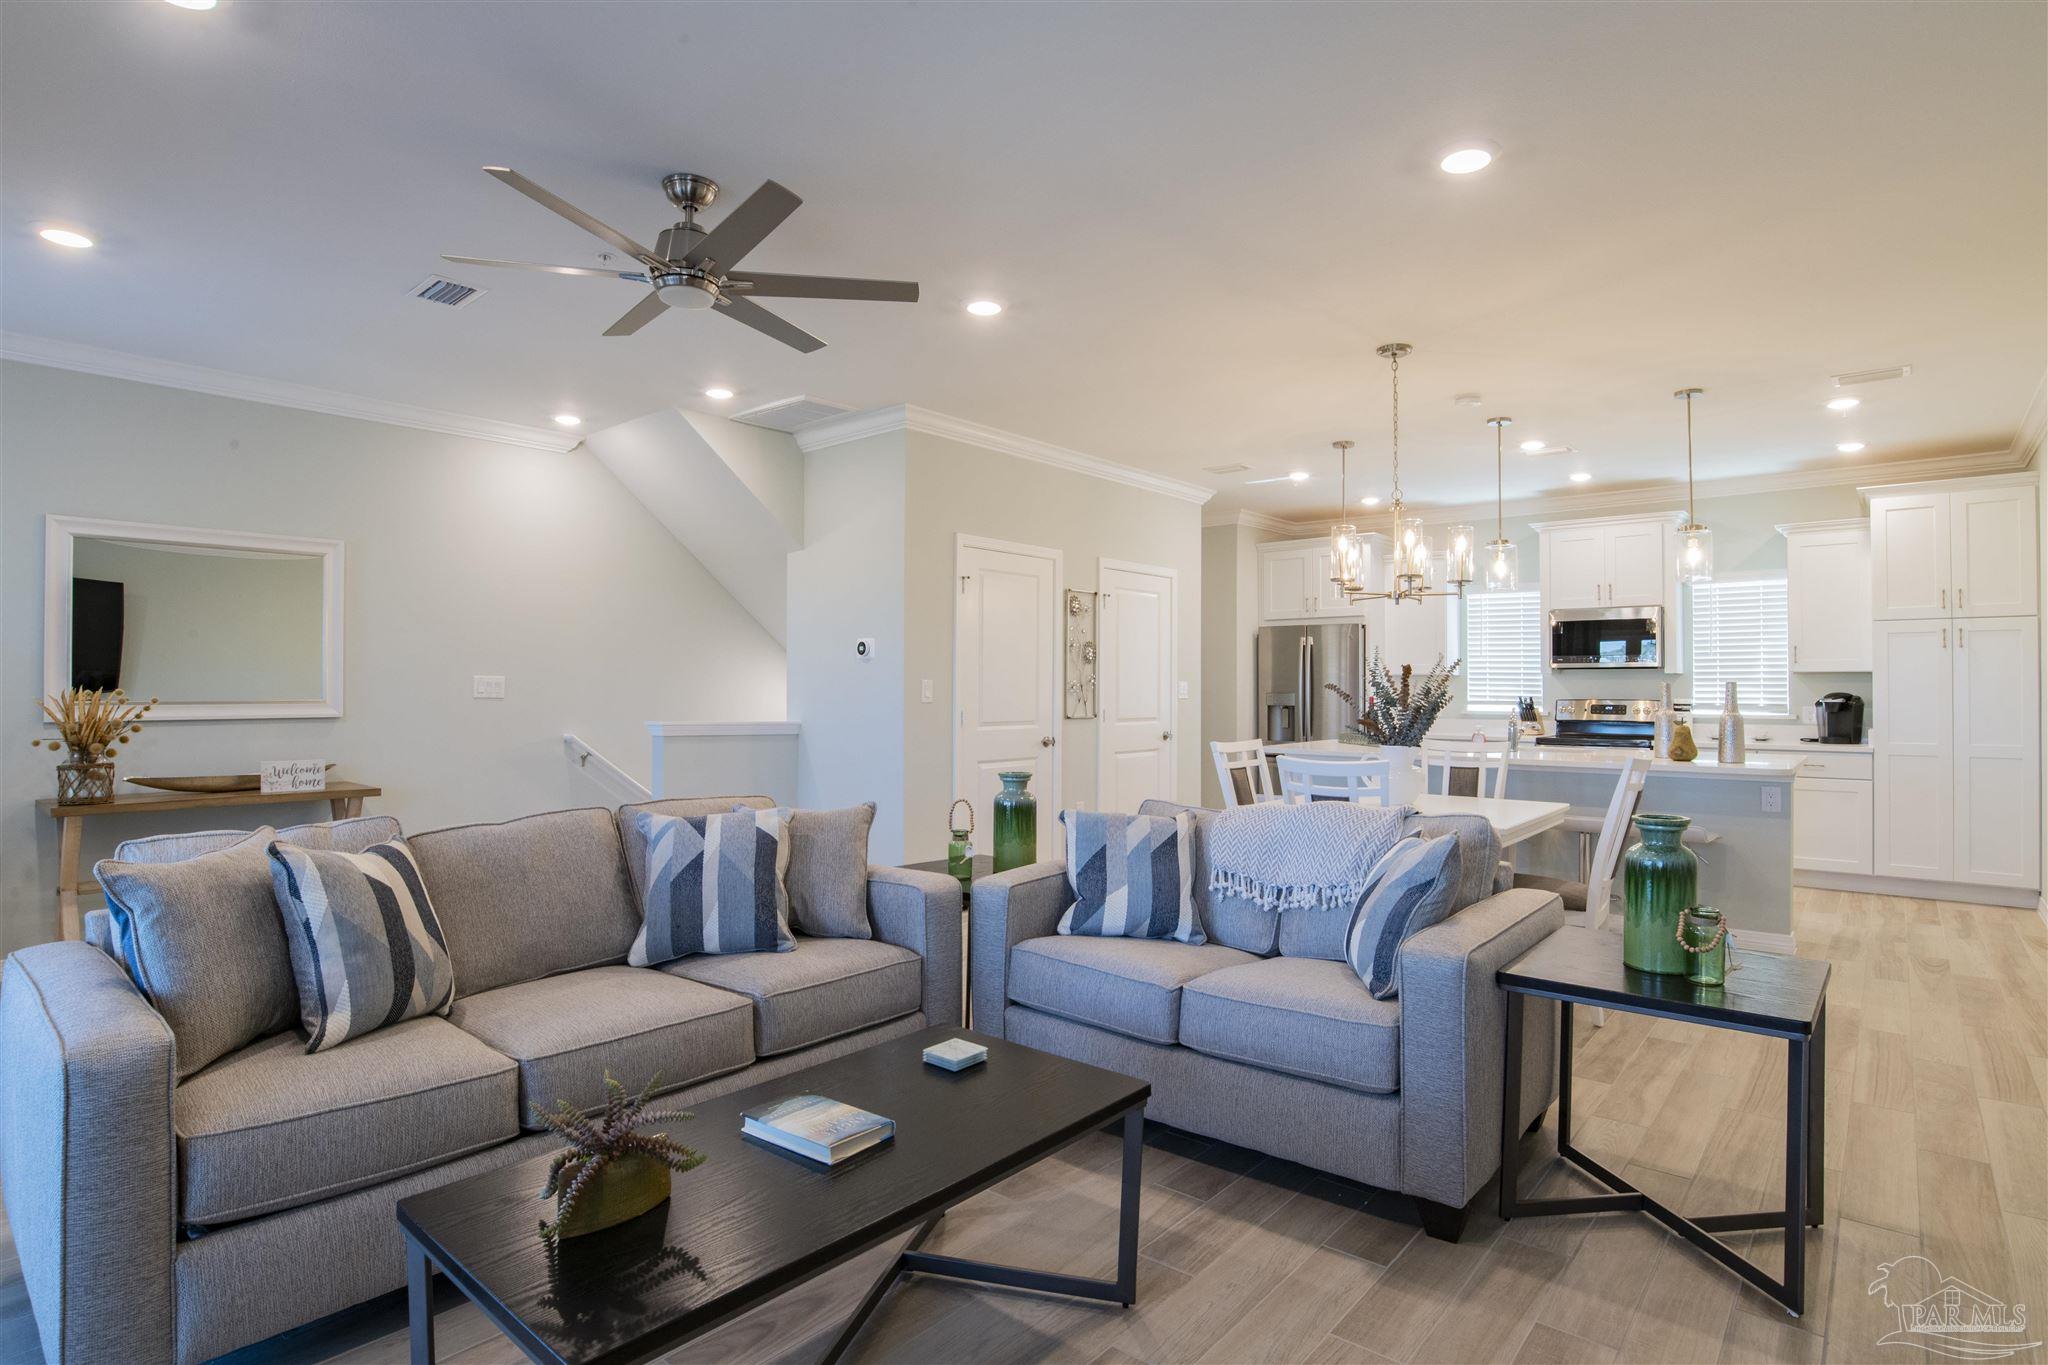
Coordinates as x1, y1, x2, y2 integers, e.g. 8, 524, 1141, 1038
1268, 738, 1803, 779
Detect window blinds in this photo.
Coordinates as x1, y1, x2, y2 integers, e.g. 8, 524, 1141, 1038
1689, 577, 1791, 714
1464, 589, 1543, 710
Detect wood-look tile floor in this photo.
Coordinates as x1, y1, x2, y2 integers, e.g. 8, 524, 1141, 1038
2, 889, 2042, 1364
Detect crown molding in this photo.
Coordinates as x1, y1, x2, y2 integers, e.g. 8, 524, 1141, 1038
1201, 509, 1300, 533
2013, 374, 2046, 470
0, 332, 583, 453
797, 403, 1215, 505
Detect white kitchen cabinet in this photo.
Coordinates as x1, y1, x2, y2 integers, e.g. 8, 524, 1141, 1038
1870, 482, 2037, 620
1545, 525, 1609, 608
1313, 548, 1355, 615
1606, 522, 1668, 605
1793, 777, 1874, 875
1537, 515, 1676, 608
1260, 546, 1314, 622
1872, 618, 1954, 881
1951, 615, 2040, 889
1781, 519, 1872, 671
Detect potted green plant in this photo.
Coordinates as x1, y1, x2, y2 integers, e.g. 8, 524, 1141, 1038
534, 1073, 707, 1245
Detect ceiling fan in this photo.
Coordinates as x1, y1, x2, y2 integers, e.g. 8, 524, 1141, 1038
443, 168, 919, 353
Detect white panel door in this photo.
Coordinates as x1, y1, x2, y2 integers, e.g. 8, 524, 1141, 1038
954, 539, 1061, 860
1606, 521, 1667, 606
1872, 619, 1954, 880
1261, 549, 1312, 622
1953, 615, 2040, 889
1951, 485, 2039, 618
1545, 527, 1608, 607
1786, 528, 1873, 671
1871, 493, 1951, 620
1792, 777, 1873, 875
1098, 562, 1176, 813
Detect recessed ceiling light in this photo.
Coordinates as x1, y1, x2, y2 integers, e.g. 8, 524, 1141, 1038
552, 413, 582, 428
965, 300, 1003, 317
164, 0, 218, 8
1360, 496, 1381, 507
703, 386, 734, 401
1519, 439, 1547, 453
1826, 397, 1859, 411
1439, 146, 1494, 175
1569, 471, 1593, 483
1836, 442, 1865, 454
37, 227, 92, 249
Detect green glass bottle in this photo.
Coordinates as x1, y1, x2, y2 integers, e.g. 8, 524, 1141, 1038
991, 771, 1038, 873
1622, 813, 1697, 976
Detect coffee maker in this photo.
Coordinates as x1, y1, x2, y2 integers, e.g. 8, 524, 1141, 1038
1810, 692, 1865, 744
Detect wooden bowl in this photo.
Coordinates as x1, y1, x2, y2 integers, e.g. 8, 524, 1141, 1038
127, 764, 335, 794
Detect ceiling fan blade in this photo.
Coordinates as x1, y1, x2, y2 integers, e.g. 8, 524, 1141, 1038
603, 291, 670, 337
482, 167, 661, 266
442, 255, 648, 282
716, 293, 825, 353
685, 180, 802, 271
724, 272, 919, 302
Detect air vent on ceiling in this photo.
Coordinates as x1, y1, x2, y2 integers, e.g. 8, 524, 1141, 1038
730, 395, 855, 432
1832, 365, 1911, 387
410, 276, 484, 308
1202, 462, 1251, 475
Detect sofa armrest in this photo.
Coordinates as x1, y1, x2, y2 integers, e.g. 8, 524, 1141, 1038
968, 861, 1074, 1037
0, 942, 178, 1365
866, 866, 964, 1029
1396, 887, 1564, 1209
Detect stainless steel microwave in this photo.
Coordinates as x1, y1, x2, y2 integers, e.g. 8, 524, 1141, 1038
1549, 606, 1661, 668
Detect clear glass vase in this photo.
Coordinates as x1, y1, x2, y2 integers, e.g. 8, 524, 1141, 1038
55, 758, 115, 805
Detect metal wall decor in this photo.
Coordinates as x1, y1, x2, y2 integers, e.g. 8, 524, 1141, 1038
1064, 589, 1098, 719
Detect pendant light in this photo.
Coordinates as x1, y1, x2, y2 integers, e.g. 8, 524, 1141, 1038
1327, 440, 1365, 595
1351, 343, 1470, 603
1674, 387, 1713, 583
1481, 415, 1519, 591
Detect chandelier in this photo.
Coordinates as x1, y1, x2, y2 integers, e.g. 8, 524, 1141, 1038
1347, 342, 1473, 604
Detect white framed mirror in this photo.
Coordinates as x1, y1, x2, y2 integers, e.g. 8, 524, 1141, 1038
43, 515, 344, 721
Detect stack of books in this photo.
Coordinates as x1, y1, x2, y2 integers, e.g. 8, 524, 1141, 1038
742, 1095, 895, 1165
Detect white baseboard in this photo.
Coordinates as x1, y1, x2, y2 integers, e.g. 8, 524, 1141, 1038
1796, 870, 2041, 909
1729, 928, 1798, 955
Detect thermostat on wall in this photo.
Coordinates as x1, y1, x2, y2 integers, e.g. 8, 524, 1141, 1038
854, 638, 877, 659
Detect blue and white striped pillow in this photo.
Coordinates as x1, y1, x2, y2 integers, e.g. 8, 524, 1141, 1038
1344, 833, 1462, 999
627, 807, 794, 966
1056, 809, 1203, 944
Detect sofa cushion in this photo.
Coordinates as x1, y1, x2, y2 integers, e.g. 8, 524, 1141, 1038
1402, 813, 1503, 915
1180, 957, 1401, 1094
665, 938, 920, 1056
1344, 834, 1461, 999
1006, 936, 1256, 1045
1509, 873, 1587, 913
757, 802, 877, 939
113, 814, 404, 864
1139, 799, 1275, 955
617, 796, 775, 903
95, 828, 298, 1079
627, 807, 795, 965
447, 966, 754, 1126
408, 807, 639, 997
175, 1016, 518, 1225
1057, 809, 1202, 943
267, 839, 457, 1051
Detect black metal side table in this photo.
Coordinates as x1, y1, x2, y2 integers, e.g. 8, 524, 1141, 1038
1497, 925, 1829, 1316
901, 856, 991, 1024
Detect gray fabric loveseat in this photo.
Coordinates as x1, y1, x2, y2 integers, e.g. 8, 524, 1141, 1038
0, 796, 961, 1365
970, 799, 1562, 1240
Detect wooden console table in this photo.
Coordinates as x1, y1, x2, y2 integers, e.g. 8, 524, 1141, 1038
37, 782, 382, 942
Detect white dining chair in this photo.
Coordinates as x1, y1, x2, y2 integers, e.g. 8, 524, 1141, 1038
1210, 739, 1280, 808
1425, 746, 1509, 799
1275, 754, 1394, 805
1512, 751, 1649, 932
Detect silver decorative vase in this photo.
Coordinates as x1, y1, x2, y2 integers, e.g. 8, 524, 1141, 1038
1717, 681, 1746, 765
1653, 683, 1676, 760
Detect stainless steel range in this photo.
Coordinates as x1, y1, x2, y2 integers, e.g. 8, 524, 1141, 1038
1534, 697, 1685, 749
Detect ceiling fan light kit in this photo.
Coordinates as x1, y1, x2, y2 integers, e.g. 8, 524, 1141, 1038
447, 167, 920, 352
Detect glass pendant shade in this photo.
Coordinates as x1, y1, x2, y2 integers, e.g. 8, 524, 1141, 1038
1394, 515, 1430, 583
1482, 537, 1519, 591
1444, 523, 1476, 586
1677, 522, 1714, 583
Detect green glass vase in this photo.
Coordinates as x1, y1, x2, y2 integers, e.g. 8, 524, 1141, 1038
1622, 813, 1697, 976
991, 771, 1038, 872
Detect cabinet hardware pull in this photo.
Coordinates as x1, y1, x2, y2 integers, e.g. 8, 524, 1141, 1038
1959, 627, 1965, 648
1958, 589, 1964, 608
1941, 627, 1948, 649
1941, 588, 1946, 609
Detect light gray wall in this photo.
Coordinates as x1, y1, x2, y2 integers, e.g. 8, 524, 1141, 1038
1199, 520, 1287, 806
1, 362, 787, 952
69, 537, 326, 702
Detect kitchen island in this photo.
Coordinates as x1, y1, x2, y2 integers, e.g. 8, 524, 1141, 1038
1270, 739, 1802, 946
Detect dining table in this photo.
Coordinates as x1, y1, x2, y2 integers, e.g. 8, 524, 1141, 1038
1406, 793, 1569, 848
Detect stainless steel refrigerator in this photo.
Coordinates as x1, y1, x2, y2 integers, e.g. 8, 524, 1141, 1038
1256, 622, 1368, 745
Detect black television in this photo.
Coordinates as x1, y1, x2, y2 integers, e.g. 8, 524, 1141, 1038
71, 577, 124, 692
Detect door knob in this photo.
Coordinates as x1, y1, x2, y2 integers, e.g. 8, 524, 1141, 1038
1162, 731, 1173, 741
1040, 736, 1055, 748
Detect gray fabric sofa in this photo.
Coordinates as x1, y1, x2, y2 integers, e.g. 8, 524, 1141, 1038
0, 796, 961, 1365
970, 799, 1562, 1240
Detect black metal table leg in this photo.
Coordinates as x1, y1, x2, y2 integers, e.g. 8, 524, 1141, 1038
1116, 1106, 1142, 1304
406, 1235, 436, 1365
1808, 1001, 1826, 1227
1784, 1034, 1810, 1315
1498, 990, 1523, 1220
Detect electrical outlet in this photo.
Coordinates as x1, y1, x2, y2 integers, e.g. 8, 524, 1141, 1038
1760, 785, 1783, 814
921, 679, 934, 703
1176, 680, 1190, 700
472, 675, 505, 699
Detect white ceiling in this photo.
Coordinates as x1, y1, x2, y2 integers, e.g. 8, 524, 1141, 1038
2, 2, 2042, 516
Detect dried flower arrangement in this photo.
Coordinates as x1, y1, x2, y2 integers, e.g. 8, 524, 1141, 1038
1325, 651, 1461, 747
29, 687, 156, 761
534, 1073, 707, 1246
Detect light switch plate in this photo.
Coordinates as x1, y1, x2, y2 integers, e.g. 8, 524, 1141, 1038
921, 679, 934, 703
472, 675, 505, 699
1176, 680, 1190, 699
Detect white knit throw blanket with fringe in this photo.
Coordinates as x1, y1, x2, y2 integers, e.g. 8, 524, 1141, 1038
1206, 800, 1411, 913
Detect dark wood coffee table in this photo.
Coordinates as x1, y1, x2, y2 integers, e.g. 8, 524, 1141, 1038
1497, 926, 1829, 1316
396, 1026, 1149, 1364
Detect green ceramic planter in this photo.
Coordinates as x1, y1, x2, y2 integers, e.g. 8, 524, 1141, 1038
992, 771, 1037, 872
1622, 813, 1697, 976
554, 1152, 671, 1239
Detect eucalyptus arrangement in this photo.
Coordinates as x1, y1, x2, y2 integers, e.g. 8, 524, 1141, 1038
31, 687, 156, 804
1325, 651, 1461, 747
534, 1073, 706, 1246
